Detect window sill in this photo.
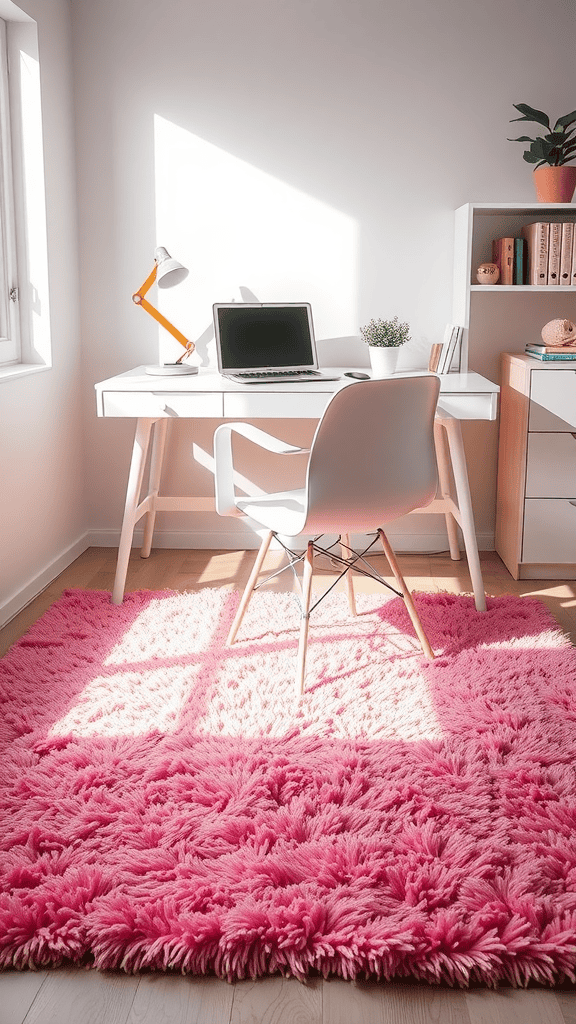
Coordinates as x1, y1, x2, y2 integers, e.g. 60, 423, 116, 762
0, 362, 50, 382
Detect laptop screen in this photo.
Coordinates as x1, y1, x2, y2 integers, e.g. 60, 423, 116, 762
214, 303, 317, 373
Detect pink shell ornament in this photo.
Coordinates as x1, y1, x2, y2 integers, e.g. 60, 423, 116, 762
540, 318, 576, 347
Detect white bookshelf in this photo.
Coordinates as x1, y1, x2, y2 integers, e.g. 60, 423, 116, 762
452, 202, 576, 383
451, 202, 576, 556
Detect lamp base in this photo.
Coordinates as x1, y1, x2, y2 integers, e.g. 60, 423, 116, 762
145, 364, 199, 376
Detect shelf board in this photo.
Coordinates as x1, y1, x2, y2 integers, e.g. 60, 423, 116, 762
461, 202, 576, 215
470, 285, 576, 292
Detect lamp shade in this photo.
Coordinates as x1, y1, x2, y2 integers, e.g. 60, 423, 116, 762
154, 246, 189, 288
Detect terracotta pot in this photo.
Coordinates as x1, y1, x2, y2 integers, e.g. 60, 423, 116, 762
533, 165, 576, 203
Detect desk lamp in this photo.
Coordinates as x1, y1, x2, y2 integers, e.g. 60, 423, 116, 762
133, 246, 198, 375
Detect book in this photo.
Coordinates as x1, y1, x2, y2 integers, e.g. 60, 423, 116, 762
572, 224, 576, 286
560, 222, 574, 285
513, 237, 526, 285
438, 325, 463, 373
522, 222, 550, 285
525, 346, 576, 361
435, 324, 454, 374
428, 343, 442, 372
526, 343, 576, 354
547, 222, 562, 284
492, 236, 514, 285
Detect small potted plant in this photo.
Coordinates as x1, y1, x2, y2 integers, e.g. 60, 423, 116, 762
360, 315, 410, 377
508, 103, 576, 202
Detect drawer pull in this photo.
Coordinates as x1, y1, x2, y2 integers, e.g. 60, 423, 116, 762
163, 404, 179, 417
572, 433, 576, 441
570, 500, 576, 508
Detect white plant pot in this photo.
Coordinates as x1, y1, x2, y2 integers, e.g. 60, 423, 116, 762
369, 346, 399, 378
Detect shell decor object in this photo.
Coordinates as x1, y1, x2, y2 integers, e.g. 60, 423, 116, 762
476, 262, 500, 285
541, 318, 576, 347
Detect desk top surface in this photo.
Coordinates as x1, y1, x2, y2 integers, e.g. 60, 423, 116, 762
95, 366, 500, 395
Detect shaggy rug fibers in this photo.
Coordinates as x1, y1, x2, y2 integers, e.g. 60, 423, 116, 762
1, 586, 576, 986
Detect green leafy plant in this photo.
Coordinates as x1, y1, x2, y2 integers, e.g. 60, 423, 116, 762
508, 103, 576, 167
359, 316, 410, 349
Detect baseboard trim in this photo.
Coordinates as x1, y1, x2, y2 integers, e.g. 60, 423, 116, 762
86, 527, 496, 554
0, 533, 91, 629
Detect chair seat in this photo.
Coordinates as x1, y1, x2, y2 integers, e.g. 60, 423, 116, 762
235, 489, 307, 536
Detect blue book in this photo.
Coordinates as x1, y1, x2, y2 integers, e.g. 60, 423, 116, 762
525, 346, 576, 361
514, 238, 526, 285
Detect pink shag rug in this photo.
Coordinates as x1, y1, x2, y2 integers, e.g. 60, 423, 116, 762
1, 587, 576, 987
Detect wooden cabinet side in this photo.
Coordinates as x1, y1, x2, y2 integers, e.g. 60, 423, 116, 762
495, 354, 530, 578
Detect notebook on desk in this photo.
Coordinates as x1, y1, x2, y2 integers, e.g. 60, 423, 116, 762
213, 302, 340, 383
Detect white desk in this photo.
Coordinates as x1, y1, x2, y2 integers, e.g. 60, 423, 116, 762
95, 366, 499, 609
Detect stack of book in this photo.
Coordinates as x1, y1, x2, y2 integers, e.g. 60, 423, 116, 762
492, 222, 575, 286
525, 342, 576, 361
428, 325, 463, 373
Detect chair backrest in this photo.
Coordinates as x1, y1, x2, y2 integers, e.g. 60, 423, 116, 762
302, 375, 440, 534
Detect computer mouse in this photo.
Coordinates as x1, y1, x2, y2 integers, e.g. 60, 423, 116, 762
344, 371, 370, 379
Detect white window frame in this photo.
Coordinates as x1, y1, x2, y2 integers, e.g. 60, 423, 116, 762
0, 15, 19, 367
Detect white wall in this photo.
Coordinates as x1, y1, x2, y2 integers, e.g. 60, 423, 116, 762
71, 0, 576, 554
0, 0, 84, 625
17, 0, 572, 571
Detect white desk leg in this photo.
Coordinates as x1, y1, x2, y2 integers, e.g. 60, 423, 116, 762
442, 416, 487, 613
111, 418, 154, 605
434, 420, 461, 561
141, 418, 168, 559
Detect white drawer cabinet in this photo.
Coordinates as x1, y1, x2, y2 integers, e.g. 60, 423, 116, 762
496, 353, 576, 579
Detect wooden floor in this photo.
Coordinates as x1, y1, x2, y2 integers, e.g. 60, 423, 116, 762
2, 546, 576, 1023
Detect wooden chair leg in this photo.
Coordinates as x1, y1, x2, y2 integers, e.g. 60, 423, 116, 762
377, 528, 434, 660
341, 533, 357, 616
296, 540, 314, 695
227, 530, 274, 645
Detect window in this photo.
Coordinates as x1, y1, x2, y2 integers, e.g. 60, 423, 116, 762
0, 16, 19, 366
0, 4, 50, 379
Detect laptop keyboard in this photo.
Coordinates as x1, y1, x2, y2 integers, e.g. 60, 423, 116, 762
236, 369, 321, 379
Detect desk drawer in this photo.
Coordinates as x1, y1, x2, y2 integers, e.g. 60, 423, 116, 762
224, 392, 331, 419
101, 391, 224, 417
437, 392, 497, 420
526, 432, 576, 497
522, 498, 576, 562
529, 369, 576, 431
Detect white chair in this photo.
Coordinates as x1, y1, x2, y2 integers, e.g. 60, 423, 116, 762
213, 375, 441, 694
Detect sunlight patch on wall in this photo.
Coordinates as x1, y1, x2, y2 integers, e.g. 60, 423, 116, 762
153, 115, 358, 366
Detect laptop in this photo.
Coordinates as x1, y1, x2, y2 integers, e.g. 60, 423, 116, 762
213, 302, 340, 383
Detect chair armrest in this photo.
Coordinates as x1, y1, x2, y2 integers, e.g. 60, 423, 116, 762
213, 422, 309, 517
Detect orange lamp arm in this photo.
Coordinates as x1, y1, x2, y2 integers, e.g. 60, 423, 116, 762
132, 265, 195, 360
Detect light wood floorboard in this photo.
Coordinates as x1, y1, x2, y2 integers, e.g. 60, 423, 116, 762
3, 970, 47, 1024
1, 546, 575, 1022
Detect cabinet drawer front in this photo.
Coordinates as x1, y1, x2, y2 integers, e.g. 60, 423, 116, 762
526, 432, 576, 497
102, 392, 224, 417
224, 392, 330, 419
529, 369, 576, 430
523, 498, 576, 562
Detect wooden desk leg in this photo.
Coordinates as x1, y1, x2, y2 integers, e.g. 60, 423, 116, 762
434, 420, 461, 561
141, 418, 168, 559
442, 416, 487, 613
111, 418, 154, 605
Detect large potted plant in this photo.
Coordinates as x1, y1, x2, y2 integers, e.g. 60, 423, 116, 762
360, 316, 410, 377
508, 103, 576, 202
